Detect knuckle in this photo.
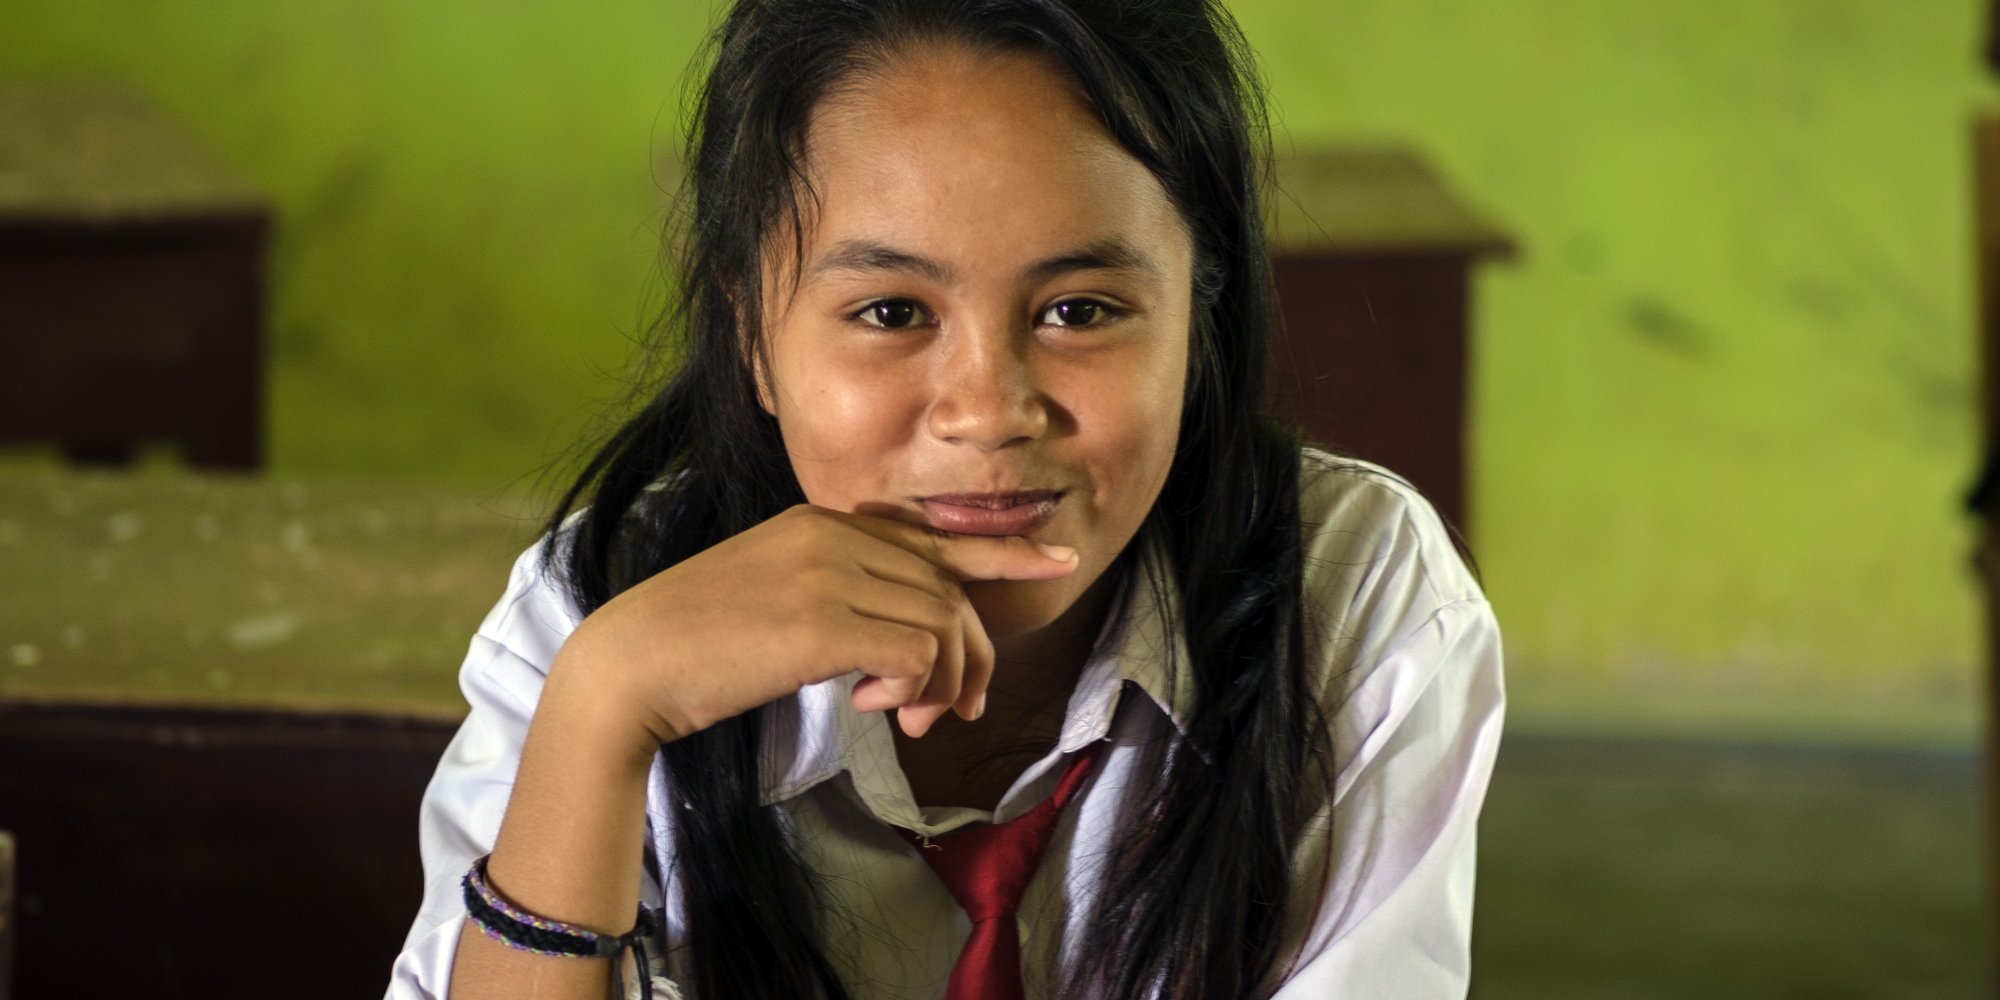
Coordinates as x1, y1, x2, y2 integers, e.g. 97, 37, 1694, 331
907, 630, 940, 673
883, 671, 924, 699
921, 593, 958, 627
965, 623, 995, 666
920, 530, 949, 563
785, 505, 839, 544
930, 656, 962, 696
873, 629, 934, 679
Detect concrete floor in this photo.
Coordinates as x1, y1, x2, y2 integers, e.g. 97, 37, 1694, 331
1473, 733, 1988, 999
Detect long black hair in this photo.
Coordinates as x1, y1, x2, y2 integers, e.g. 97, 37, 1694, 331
545, 1, 1331, 996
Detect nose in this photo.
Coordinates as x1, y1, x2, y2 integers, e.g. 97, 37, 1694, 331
925, 319, 1047, 450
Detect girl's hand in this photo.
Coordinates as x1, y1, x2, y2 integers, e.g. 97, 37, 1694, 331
551, 504, 1078, 753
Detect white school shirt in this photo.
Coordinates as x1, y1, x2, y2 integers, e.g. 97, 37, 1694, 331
386, 451, 1506, 1000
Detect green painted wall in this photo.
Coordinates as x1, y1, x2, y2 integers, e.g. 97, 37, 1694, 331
2, 1, 1987, 741
1235, 1, 1990, 741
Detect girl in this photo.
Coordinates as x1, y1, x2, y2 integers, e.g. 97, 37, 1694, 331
388, 0, 1504, 997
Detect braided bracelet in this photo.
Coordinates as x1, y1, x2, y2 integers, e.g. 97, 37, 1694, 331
462, 854, 660, 999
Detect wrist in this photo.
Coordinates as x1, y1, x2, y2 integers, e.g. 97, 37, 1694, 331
542, 636, 678, 772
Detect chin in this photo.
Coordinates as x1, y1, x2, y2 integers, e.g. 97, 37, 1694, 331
962, 577, 1083, 640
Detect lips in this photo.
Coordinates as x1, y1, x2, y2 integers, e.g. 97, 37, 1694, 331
916, 490, 1063, 536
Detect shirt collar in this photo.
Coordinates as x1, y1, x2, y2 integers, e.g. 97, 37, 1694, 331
756, 529, 1194, 809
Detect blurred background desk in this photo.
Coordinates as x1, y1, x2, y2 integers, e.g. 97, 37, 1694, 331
0, 88, 268, 468
1266, 147, 1514, 535
0, 473, 535, 1000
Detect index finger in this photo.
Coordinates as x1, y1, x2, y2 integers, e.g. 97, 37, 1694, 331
838, 510, 1079, 583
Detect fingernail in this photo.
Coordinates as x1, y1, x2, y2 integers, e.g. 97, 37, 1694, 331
972, 693, 987, 720
1036, 543, 1077, 562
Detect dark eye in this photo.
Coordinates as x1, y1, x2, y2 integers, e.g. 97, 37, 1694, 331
857, 299, 929, 329
1039, 299, 1115, 327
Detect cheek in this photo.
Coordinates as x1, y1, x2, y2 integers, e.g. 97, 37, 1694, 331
1097, 346, 1187, 484
772, 353, 928, 503
1054, 352, 1185, 554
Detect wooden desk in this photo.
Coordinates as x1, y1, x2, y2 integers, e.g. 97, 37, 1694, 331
0, 830, 12, 1000
0, 470, 528, 1000
0, 88, 269, 468
1265, 147, 1514, 535
0, 704, 451, 1000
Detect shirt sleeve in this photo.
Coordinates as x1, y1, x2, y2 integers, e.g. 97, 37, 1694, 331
1268, 455, 1507, 998
1269, 596, 1504, 999
384, 537, 583, 1000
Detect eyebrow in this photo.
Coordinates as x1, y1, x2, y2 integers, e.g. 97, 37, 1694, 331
806, 237, 1164, 285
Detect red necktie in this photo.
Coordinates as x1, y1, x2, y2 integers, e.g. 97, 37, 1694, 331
898, 746, 1102, 1000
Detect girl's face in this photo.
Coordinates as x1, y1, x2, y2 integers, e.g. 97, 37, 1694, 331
758, 45, 1193, 646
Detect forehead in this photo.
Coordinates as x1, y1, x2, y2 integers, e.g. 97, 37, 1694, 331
786, 44, 1189, 276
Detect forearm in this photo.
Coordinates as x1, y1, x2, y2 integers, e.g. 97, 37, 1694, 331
447, 653, 664, 1000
